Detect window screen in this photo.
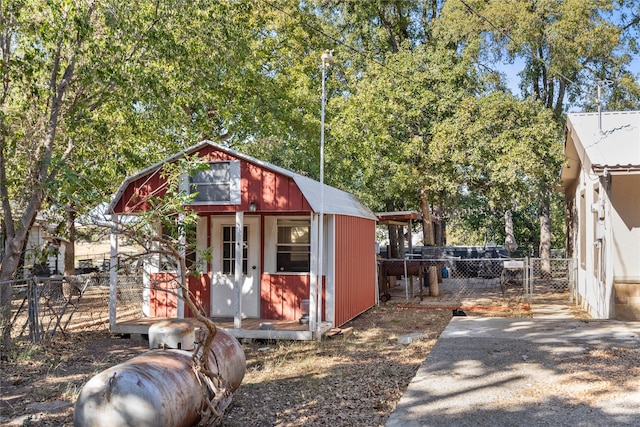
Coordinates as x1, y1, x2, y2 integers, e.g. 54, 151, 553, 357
185, 161, 240, 204
276, 219, 310, 272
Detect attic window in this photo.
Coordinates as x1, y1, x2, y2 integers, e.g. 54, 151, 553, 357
185, 161, 240, 204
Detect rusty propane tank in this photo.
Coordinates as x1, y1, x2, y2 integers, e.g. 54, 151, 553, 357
73, 328, 245, 427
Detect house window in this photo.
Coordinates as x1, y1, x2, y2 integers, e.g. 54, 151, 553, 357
186, 161, 240, 204
277, 219, 310, 272
222, 226, 248, 275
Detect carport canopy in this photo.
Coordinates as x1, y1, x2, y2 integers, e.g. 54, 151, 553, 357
376, 211, 423, 258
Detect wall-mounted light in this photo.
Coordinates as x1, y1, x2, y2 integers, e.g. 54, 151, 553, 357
249, 200, 258, 212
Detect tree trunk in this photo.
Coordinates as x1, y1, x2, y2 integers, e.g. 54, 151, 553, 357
504, 210, 518, 253
427, 266, 439, 297
398, 225, 405, 257
388, 225, 400, 259
433, 204, 443, 246
1, 230, 30, 348
420, 189, 434, 245
420, 189, 438, 295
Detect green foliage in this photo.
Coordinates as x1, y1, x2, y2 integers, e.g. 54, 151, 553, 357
2, 0, 638, 267
5, 342, 42, 362
436, 0, 640, 114
431, 92, 563, 248
329, 44, 476, 211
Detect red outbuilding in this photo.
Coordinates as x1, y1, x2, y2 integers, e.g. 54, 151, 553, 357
108, 141, 378, 340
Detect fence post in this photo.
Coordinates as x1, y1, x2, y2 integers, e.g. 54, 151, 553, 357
525, 257, 531, 301
27, 278, 41, 343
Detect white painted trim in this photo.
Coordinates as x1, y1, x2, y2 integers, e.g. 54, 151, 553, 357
309, 213, 318, 334
324, 215, 335, 326
263, 216, 277, 273
177, 213, 185, 319
234, 211, 244, 329
229, 160, 241, 204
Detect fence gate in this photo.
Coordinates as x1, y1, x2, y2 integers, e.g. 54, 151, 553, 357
527, 258, 574, 301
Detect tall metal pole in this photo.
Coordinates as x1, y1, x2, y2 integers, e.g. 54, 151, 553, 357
317, 50, 333, 341
597, 79, 612, 134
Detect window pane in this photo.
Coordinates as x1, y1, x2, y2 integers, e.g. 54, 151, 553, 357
223, 242, 231, 259
277, 252, 310, 272
192, 163, 229, 183
277, 226, 310, 244
276, 219, 310, 272
192, 183, 230, 202
188, 162, 233, 203
222, 226, 248, 275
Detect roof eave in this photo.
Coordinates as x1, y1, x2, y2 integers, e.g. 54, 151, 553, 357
592, 164, 640, 175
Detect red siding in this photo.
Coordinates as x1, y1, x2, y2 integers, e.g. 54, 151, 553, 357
112, 145, 312, 214
260, 274, 309, 321
113, 169, 167, 213
185, 273, 211, 317
148, 273, 210, 317
149, 273, 179, 317
333, 215, 377, 326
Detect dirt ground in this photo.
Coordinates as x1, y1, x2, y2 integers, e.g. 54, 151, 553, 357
2, 303, 455, 426
3, 297, 633, 427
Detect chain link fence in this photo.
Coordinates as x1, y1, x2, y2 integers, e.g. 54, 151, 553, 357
1, 269, 144, 346
381, 257, 574, 307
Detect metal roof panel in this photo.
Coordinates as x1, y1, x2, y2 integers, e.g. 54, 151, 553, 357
566, 111, 640, 170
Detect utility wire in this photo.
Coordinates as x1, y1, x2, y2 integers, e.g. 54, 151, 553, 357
458, 0, 598, 95
256, 0, 416, 81
261, 0, 615, 103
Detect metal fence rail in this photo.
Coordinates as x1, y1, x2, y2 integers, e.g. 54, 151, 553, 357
1, 271, 143, 345
381, 257, 573, 307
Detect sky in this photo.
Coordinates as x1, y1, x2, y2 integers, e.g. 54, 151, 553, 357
499, 5, 640, 112
501, 56, 640, 113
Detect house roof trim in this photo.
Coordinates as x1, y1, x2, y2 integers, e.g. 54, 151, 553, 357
109, 140, 378, 221
560, 110, 640, 188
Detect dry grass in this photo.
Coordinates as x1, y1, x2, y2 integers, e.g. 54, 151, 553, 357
555, 346, 640, 404
224, 305, 452, 426
0, 305, 452, 426
4, 297, 612, 427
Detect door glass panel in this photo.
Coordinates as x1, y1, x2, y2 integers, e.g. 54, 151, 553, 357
222, 226, 248, 274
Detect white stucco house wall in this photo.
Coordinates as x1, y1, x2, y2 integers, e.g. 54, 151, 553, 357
559, 111, 640, 320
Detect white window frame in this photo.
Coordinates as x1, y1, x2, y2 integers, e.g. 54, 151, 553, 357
264, 217, 311, 274
276, 218, 311, 273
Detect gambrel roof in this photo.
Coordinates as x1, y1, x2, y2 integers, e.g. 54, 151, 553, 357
109, 140, 377, 221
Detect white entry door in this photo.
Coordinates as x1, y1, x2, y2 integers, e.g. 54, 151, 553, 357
210, 216, 260, 318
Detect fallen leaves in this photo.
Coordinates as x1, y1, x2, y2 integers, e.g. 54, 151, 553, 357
224, 306, 452, 427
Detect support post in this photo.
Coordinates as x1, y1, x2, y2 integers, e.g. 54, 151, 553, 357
234, 211, 244, 329
177, 213, 185, 319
